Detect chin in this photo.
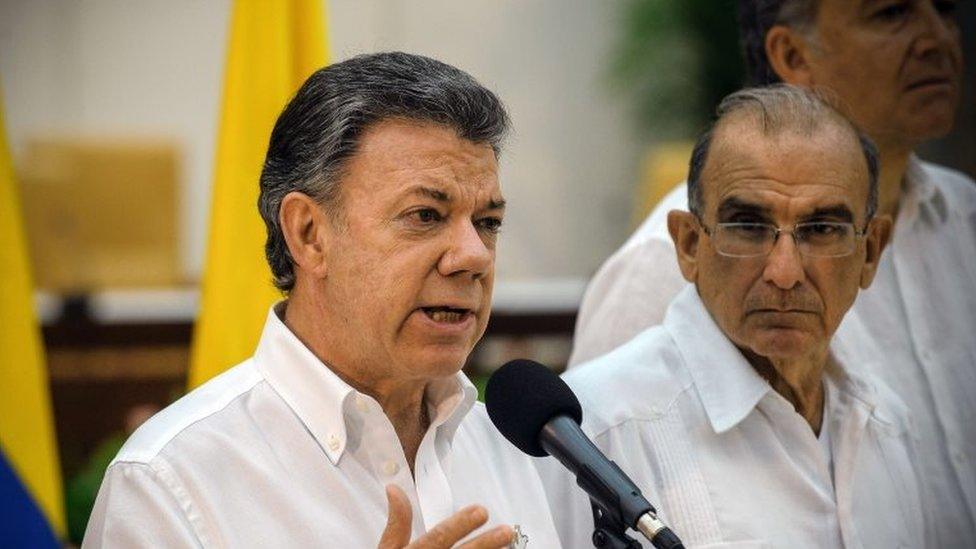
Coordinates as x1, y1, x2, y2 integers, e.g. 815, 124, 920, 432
902, 103, 958, 141
748, 329, 819, 361
409, 346, 471, 379
912, 119, 955, 142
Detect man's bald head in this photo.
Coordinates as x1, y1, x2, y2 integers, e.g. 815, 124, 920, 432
687, 85, 879, 220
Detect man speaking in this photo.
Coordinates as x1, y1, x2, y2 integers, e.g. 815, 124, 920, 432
84, 52, 559, 548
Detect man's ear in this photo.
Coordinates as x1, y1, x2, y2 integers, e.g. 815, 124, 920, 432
279, 192, 333, 281
667, 210, 701, 283
859, 214, 893, 289
765, 25, 815, 86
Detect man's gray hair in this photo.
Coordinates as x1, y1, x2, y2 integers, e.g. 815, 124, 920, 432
687, 85, 879, 219
738, 0, 820, 85
258, 52, 510, 292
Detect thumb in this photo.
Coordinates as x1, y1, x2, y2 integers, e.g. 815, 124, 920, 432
377, 484, 413, 549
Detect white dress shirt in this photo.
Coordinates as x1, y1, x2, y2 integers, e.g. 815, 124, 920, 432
567, 158, 976, 546
542, 286, 926, 548
84, 306, 561, 548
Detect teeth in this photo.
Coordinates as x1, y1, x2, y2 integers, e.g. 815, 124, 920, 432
427, 309, 465, 323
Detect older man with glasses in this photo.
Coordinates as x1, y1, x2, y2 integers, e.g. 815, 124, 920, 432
570, 2, 975, 543
539, 86, 925, 548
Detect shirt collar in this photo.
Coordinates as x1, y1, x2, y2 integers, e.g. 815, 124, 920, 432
254, 302, 478, 465
899, 155, 948, 226
425, 373, 478, 443
666, 287, 882, 434
664, 286, 771, 434
824, 328, 880, 413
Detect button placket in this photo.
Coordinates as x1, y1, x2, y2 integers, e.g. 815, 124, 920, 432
382, 460, 400, 476
413, 433, 455, 530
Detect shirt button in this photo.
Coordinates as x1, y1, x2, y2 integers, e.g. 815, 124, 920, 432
328, 434, 341, 452
383, 461, 400, 476
952, 450, 966, 466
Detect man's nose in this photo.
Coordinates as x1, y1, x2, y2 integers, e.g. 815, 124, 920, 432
762, 232, 805, 290
438, 221, 493, 279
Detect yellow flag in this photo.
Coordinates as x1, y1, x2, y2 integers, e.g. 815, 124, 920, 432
0, 86, 66, 540
189, 0, 329, 389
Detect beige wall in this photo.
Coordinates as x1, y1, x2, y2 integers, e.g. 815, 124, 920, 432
0, 0, 641, 282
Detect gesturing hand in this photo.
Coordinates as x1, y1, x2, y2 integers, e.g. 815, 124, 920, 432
377, 485, 514, 549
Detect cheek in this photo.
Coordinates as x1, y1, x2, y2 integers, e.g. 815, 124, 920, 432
697, 259, 753, 328
808, 261, 861, 330
332, 249, 421, 324
815, 47, 900, 126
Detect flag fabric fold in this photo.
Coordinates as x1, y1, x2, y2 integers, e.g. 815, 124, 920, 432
189, 0, 329, 389
0, 85, 65, 547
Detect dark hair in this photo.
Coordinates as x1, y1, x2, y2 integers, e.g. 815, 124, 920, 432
687, 85, 879, 220
258, 52, 510, 292
737, 0, 820, 85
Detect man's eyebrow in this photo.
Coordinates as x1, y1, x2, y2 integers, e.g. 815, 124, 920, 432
801, 205, 854, 223
717, 197, 770, 219
409, 186, 505, 210
412, 187, 450, 202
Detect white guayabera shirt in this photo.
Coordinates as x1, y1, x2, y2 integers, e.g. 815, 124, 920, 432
541, 286, 927, 549
568, 158, 976, 547
83, 306, 561, 548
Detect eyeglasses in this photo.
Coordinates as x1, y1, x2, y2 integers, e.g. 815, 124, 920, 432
698, 220, 867, 258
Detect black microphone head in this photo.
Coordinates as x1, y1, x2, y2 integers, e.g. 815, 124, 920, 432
485, 359, 583, 457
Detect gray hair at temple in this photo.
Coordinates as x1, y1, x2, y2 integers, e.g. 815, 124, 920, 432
258, 51, 511, 292
687, 85, 879, 220
737, 0, 820, 85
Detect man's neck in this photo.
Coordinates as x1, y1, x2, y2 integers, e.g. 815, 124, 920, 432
372, 381, 430, 472
876, 144, 913, 221
282, 291, 431, 472
744, 348, 828, 435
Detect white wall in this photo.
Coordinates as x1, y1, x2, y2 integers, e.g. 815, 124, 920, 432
0, 0, 229, 280
0, 0, 641, 282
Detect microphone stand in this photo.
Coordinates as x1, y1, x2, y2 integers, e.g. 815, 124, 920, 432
590, 501, 642, 549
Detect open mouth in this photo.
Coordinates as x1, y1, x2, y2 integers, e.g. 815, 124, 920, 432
420, 306, 472, 323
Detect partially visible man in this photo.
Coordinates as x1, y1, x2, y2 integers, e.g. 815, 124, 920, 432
84, 52, 559, 548
542, 86, 925, 548
569, 1, 975, 544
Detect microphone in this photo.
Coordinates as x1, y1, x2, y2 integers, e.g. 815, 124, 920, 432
485, 359, 683, 549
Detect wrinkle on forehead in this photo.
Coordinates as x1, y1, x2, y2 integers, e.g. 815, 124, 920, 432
383, 158, 499, 198
717, 185, 858, 223
342, 119, 501, 211
703, 123, 869, 219
359, 119, 497, 176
